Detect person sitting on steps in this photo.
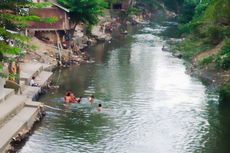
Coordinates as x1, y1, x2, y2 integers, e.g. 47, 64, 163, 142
30, 76, 39, 87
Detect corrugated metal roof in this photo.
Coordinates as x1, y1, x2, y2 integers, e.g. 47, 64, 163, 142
52, 2, 70, 13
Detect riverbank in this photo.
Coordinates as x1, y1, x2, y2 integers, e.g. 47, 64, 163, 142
24, 9, 152, 69
190, 40, 229, 85
172, 36, 230, 102
168, 0, 230, 102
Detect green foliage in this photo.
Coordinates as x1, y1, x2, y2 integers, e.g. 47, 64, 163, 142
105, 0, 121, 7
179, 0, 197, 24
199, 56, 214, 66
201, 25, 225, 44
0, 0, 30, 11
86, 24, 93, 35
0, 0, 58, 54
30, 2, 52, 8
163, 0, 184, 13
219, 82, 230, 103
127, 7, 140, 15
204, 0, 230, 25
176, 37, 213, 61
0, 0, 58, 78
193, 0, 211, 18
177, 0, 230, 62
0, 41, 21, 55
0, 0, 32, 56
178, 0, 211, 33
215, 39, 230, 70
195, 39, 230, 69
179, 18, 202, 34
58, 0, 108, 27
40, 16, 58, 23
119, 7, 140, 21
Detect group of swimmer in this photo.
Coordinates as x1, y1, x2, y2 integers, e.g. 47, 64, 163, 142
64, 90, 102, 112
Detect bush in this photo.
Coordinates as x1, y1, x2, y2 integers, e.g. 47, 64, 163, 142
203, 25, 224, 44
215, 39, 230, 70
220, 39, 230, 55
219, 82, 230, 104
199, 56, 214, 66
86, 24, 93, 35
176, 37, 213, 61
179, 0, 196, 24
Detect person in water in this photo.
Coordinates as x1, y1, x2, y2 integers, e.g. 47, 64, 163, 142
97, 104, 102, 112
70, 92, 76, 103
64, 90, 76, 103
64, 92, 72, 103
88, 95, 95, 104
76, 96, 82, 103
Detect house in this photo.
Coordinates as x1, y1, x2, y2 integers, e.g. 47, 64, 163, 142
27, 3, 70, 45
29, 3, 69, 31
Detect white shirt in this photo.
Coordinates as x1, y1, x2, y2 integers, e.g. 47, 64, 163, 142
30, 79, 35, 86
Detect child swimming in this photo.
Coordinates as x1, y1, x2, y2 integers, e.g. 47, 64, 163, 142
97, 104, 102, 112
88, 95, 95, 104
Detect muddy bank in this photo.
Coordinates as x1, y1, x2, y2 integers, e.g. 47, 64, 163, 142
24, 9, 153, 69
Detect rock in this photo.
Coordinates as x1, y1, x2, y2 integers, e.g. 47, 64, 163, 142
162, 46, 170, 52
174, 52, 183, 59
43, 51, 48, 55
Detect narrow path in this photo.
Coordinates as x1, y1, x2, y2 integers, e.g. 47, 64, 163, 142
193, 41, 225, 63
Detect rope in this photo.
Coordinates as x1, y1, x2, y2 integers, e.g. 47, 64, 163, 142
44, 105, 62, 111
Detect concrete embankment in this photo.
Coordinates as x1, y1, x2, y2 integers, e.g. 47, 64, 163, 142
0, 62, 53, 153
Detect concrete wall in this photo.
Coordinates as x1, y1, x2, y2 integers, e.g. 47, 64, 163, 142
0, 77, 6, 98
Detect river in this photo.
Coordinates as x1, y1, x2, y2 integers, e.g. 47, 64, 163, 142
18, 18, 230, 153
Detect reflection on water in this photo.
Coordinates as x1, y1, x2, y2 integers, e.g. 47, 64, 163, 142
19, 19, 226, 153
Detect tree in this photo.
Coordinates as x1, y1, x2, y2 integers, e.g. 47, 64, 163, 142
58, 0, 108, 34
163, 0, 184, 13
0, 0, 55, 77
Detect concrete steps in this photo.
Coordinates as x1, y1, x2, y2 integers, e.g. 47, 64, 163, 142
0, 88, 15, 103
20, 63, 44, 85
0, 95, 27, 126
0, 89, 44, 152
23, 86, 41, 100
0, 106, 40, 153
0, 62, 53, 152
19, 62, 53, 101
25, 100, 43, 107
20, 62, 53, 86
35, 71, 53, 87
